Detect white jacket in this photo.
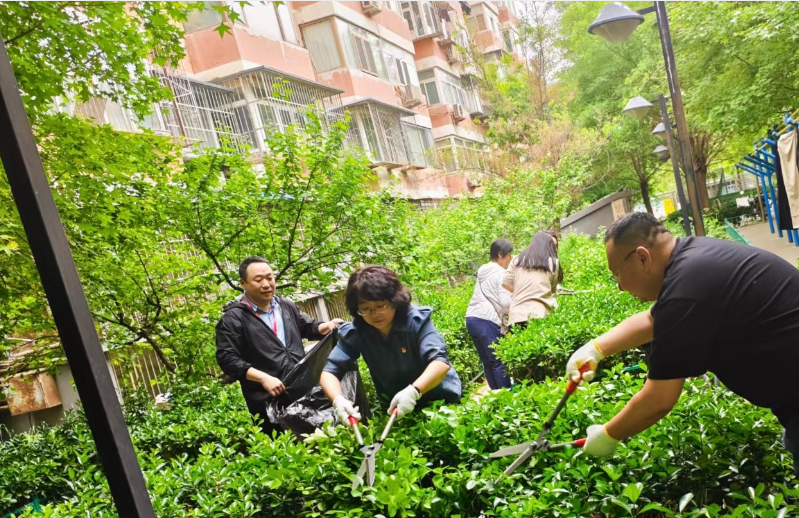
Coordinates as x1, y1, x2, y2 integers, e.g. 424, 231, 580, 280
465, 262, 512, 326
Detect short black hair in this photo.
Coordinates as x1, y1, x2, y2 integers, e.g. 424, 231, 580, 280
605, 212, 671, 248
490, 238, 514, 261
345, 266, 412, 320
515, 231, 559, 272
238, 256, 269, 281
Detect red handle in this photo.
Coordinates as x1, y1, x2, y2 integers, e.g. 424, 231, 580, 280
573, 438, 586, 447
566, 363, 591, 394
348, 416, 359, 426
349, 416, 363, 446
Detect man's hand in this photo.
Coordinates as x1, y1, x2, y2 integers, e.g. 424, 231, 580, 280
260, 374, 286, 397
583, 424, 620, 457
389, 385, 421, 419
332, 395, 361, 424
566, 340, 606, 384
320, 318, 345, 335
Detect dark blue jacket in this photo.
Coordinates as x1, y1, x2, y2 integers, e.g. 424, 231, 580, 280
324, 305, 462, 409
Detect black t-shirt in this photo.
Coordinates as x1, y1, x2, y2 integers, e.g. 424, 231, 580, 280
648, 237, 799, 426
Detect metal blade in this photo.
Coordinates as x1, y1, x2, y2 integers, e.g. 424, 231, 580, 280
353, 457, 369, 490
502, 447, 535, 477
365, 452, 376, 486
489, 442, 536, 458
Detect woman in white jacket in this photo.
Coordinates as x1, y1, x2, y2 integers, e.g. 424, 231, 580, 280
465, 239, 514, 389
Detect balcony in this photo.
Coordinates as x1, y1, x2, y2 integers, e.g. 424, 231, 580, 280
401, 1, 443, 41
340, 99, 434, 169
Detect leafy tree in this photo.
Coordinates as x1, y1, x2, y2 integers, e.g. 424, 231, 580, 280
0, 107, 411, 375
0, 2, 205, 120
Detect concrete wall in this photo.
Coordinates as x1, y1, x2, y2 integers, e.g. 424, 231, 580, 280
0, 358, 122, 439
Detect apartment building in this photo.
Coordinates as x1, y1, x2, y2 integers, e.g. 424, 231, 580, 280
57, 1, 523, 202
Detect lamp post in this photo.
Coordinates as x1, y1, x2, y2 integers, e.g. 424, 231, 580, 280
655, 94, 692, 236
589, 1, 705, 236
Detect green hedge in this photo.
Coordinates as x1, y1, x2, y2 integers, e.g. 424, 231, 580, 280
1, 368, 795, 517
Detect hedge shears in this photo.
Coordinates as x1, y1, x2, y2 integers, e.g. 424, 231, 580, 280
489, 364, 590, 483
349, 408, 399, 490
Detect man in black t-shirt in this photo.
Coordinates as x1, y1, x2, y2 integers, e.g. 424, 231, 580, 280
565, 212, 799, 476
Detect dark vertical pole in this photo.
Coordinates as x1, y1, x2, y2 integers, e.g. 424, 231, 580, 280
654, 1, 705, 236
658, 94, 691, 236
0, 34, 156, 518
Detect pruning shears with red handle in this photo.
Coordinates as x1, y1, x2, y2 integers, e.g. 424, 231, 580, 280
350, 408, 399, 490
489, 363, 590, 483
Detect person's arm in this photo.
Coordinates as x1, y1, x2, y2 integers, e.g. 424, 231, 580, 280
411, 360, 450, 394
321, 337, 362, 423
565, 308, 653, 383
583, 378, 684, 457
216, 316, 286, 396
595, 308, 654, 356
605, 377, 684, 439
318, 318, 345, 335
320, 370, 343, 400
215, 316, 253, 382
493, 270, 512, 313
246, 367, 286, 397
501, 261, 515, 293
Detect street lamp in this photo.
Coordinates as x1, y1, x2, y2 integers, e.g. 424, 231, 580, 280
651, 122, 666, 139
588, 3, 644, 43
622, 96, 653, 119
653, 145, 670, 161
589, 1, 705, 236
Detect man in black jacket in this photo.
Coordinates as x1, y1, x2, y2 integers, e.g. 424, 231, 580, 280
216, 256, 343, 435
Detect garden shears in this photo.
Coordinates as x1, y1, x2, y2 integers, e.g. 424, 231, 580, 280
489, 364, 590, 483
350, 408, 399, 490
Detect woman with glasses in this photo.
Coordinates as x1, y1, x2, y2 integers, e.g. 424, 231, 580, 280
320, 266, 462, 423
502, 231, 562, 330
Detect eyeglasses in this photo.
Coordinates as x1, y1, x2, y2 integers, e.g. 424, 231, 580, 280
357, 303, 392, 316
610, 249, 638, 284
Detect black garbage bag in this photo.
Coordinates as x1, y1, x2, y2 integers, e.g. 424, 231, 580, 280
264, 330, 371, 438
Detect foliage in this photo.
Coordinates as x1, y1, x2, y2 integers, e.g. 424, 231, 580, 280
415, 282, 482, 385
0, 2, 199, 120
0, 111, 410, 374
1, 368, 795, 517
494, 232, 649, 381
398, 164, 588, 290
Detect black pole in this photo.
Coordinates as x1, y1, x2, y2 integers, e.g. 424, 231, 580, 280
0, 34, 156, 518
654, 1, 705, 236
658, 94, 692, 236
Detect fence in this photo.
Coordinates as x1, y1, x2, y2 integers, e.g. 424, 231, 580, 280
112, 290, 347, 399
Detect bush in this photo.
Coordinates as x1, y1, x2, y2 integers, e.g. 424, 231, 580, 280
2, 368, 796, 517
493, 232, 648, 381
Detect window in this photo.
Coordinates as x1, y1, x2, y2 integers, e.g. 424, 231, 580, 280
302, 21, 342, 72
184, 2, 223, 33
274, 3, 297, 43
352, 33, 378, 75
421, 81, 439, 105
400, 1, 440, 38
503, 30, 513, 52
395, 58, 410, 85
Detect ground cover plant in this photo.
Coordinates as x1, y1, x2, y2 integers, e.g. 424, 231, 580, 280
1, 367, 795, 518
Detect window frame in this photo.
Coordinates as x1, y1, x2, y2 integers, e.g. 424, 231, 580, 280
352, 33, 379, 76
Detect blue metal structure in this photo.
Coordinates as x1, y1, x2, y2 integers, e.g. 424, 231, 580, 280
736, 110, 799, 247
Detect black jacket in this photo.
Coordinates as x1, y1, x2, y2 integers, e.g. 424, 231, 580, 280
215, 295, 324, 416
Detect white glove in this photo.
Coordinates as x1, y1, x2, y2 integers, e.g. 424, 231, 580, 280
389, 385, 421, 419
583, 424, 621, 457
566, 340, 606, 384
332, 395, 360, 424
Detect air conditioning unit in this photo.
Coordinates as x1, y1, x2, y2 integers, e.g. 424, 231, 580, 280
452, 103, 466, 121
402, 84, 424, 108
362, 1, 383, 16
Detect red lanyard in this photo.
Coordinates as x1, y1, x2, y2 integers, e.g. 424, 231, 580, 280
244, 298, 278, 335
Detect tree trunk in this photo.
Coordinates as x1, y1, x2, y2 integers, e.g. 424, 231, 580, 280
640, 178, 654, 215
140, 329, 177, 373
694, 161, 711, 209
